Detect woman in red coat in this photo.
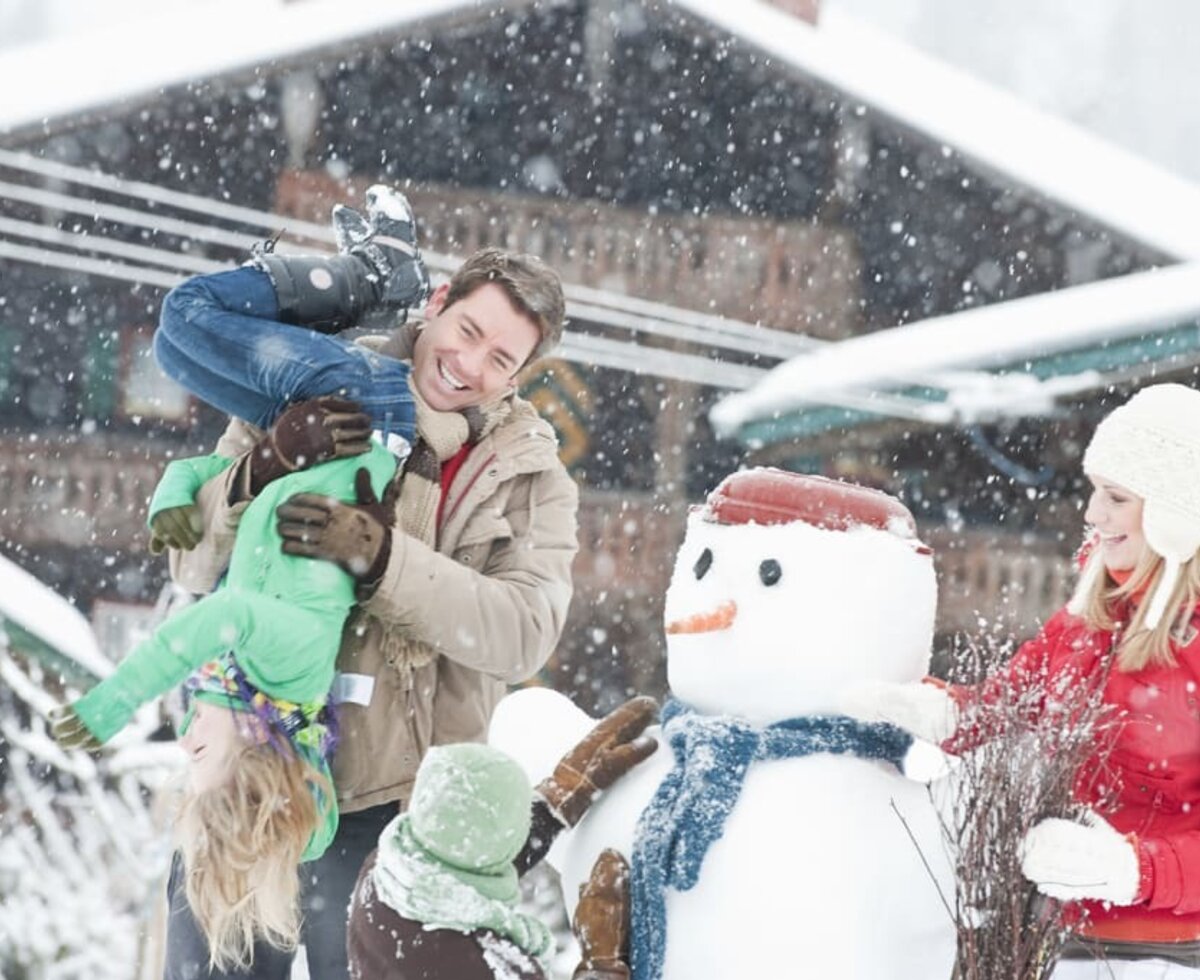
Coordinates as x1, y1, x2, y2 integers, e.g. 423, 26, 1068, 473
851, 383, 1200, 979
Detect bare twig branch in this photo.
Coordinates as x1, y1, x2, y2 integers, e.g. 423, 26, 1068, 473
934, 636, 1119, 980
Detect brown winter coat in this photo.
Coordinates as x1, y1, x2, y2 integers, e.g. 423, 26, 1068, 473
348, 863, 545, 980
169, 396, 579, 813
347, 804, 563, 980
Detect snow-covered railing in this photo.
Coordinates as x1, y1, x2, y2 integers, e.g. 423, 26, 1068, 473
928, 527, 1073, 637
0, 437, 162, 551
0, 149, 1057, 415
273, 167, 862, 339
710, 261, 1200, 436
0, 148, 824, 391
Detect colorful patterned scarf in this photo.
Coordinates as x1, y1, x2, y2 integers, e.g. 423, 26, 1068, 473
185, 653, 337, 762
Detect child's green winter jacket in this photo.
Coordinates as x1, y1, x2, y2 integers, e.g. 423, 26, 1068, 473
73, 445, 398, 745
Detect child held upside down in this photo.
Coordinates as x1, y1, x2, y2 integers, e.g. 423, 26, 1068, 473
51, 419, 405, 969
49, 186, 429, 971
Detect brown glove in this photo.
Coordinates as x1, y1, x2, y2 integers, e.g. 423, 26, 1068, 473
248, 396, 372, 495
148, 503, 203, 554
572, 849, 632, 980
49, 704, 102, 752
276, 467, 392, 586
537, 696, 658, 828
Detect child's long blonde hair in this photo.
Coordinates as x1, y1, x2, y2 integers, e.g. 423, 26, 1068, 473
175, 741, 331, 972
1071, 546, 1200, 671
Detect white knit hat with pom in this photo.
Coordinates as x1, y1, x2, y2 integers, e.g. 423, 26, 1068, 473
1078, 383, 1200, 629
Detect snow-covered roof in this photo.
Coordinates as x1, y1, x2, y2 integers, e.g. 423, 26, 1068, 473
0, 0, 523, 137
710, 261, 1200, 436
5, 0, 1200, 260
0, 554, 112, 679
673, 0, 1200, 260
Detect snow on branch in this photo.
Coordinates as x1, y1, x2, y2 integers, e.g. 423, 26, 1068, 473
933, 638, 1118, 980
0, 644, 180, 980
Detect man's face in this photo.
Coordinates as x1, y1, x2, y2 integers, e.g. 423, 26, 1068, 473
410, 281, 542, 412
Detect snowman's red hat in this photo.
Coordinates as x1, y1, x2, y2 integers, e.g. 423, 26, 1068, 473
702, 468, 925, 546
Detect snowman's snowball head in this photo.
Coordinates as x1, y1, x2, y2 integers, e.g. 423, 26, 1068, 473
664, 510, 936, 724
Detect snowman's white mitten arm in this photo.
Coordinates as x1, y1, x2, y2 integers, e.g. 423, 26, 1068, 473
837, 680, 959, 744
1020, 812, 1141, 905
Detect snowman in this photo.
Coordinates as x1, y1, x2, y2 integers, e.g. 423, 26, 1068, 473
491, 468, 956, 980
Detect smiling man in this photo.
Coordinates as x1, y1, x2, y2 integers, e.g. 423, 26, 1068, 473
409, 280, 542, 411
148, 188, 579, 980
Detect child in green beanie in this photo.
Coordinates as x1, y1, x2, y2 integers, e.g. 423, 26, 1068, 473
348, 697, 659, 980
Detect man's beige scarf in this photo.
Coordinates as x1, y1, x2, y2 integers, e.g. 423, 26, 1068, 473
358, 323, 510, 670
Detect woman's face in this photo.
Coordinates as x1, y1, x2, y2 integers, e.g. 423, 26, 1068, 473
178, 700, 245, 794
1084, 475, 1147, 573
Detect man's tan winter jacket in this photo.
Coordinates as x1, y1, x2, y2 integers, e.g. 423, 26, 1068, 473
170, 397, 579, 813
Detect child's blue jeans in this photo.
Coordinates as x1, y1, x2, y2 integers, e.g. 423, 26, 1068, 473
155, 267, 415, 442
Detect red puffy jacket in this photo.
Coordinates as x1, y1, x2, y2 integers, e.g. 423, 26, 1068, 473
946, 603, 1200, 943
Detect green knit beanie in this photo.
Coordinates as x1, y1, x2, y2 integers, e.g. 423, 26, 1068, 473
409, 743, 532, 876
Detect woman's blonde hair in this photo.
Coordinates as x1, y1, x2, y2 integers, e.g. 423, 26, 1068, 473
175, 738, 332, 971
1073, 546, 1200, 671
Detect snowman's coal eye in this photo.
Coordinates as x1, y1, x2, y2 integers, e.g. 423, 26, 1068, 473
759, 559, 782, 586
694, 547, 713, 580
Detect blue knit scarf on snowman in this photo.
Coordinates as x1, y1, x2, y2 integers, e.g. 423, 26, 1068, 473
629, 698, 912, 980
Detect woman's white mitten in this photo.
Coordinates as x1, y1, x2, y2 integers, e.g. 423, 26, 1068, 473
1019, 811, 1140, 905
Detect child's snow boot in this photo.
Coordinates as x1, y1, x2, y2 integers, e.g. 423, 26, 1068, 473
335, 184, 431, 317
251, 185, 429, 334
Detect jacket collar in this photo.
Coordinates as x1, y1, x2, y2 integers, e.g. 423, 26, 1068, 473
437, 396, 566, 540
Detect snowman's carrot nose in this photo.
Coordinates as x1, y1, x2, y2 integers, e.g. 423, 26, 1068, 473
666, 600, 738, 635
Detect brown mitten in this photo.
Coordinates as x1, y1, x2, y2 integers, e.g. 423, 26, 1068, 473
537, 696, 658, 828
276, 467, 392, 585
572, 849, 632, 980
248, 396, 372, 494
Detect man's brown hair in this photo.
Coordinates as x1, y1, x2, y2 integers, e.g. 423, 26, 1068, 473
443, 247, 566, 361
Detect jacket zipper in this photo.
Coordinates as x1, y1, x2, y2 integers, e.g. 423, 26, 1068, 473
400, 661, 420, 784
